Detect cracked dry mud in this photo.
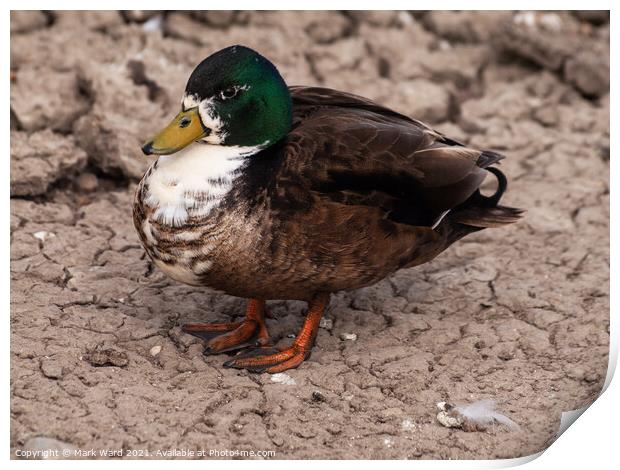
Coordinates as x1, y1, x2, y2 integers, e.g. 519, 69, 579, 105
10, 11, 609, 459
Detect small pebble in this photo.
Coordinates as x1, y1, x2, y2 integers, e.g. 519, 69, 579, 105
312, 390, 326, 402
438, 40, 452, 51
33, 231, 54, 242
340, 333, 357, 341
142, 15, 163, 32
149, 345, 162, 357
76, 172, 98, 192
319, 318, 333, 330
271, 436, 284, 447
436, 402, 462, 428
401, 419, 416, 431
497, 348, 515, 361
83, 344, 128, 367
40, 358, 63, 379
270, 373, 296, 385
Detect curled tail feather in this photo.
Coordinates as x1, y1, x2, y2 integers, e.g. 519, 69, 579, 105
451, 167, 524, 228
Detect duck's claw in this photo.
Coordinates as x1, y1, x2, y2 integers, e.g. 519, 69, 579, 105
223, 345, 310, 373
223, 293, 330, 374
182, 321, 242, 342
181, 299, 270, 355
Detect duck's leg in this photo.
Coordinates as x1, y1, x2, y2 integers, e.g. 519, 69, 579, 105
223, 293, 329, 373
182, 299, 270, 354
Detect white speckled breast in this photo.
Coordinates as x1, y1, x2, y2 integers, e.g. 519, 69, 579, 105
142, 142, 260, 226
134, 142, 262, 285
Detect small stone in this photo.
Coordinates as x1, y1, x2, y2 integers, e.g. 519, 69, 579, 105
83, 344, 128, 367
436, 402, 463, 428
584, 371, 600, 383
437, 411, 463, 428
340, 333, 357, 341
270, 373, 296, 385
538, 12, 563, 32
40, 358, 63, 379
76, 173, 98, 192
142, 15, 164, 32
33, 231, 54, 242
311, 391, 326, 402
149, 345, 162, 357
319, 318, 333, 330
408, 318, 431, 334
497, 348, 515, 361
271, 436, 284, 447
438, 40, 451, 51
401, 419, 416, 431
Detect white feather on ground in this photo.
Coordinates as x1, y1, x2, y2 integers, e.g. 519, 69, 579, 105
455, 399, 519, 429
436, 399, 519, 431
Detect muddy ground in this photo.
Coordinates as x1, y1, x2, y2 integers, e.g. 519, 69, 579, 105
10, 10, 610, 459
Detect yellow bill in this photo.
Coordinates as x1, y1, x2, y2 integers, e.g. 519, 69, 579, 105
142, 108, 208, 155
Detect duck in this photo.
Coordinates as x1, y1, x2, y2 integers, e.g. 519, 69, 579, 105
134, 45, 523, 374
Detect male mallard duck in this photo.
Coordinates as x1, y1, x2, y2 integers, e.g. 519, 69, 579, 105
134, 45, 522, 373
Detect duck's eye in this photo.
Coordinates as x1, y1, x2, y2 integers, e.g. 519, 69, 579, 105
220, 87, 238, 100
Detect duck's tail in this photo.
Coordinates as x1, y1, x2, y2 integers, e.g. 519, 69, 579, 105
451, 167, 524, 228
454, 167, 524, 227
435, 166, 523, 247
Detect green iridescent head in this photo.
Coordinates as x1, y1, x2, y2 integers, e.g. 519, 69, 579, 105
142, 45, 292, 155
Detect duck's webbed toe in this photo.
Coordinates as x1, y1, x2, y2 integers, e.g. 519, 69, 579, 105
181, 299, 270, 355
223, 293, 330, 373
223, 345, 310, 373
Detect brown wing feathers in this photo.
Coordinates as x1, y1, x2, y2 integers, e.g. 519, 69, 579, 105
285, 86, 522, 230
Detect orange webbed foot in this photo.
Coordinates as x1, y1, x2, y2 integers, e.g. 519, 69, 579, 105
223, 345, 310, 373
181, 299, 270, 355
223, 293, 330, 374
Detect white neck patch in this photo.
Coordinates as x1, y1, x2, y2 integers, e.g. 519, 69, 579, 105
143, 143, 261, 227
